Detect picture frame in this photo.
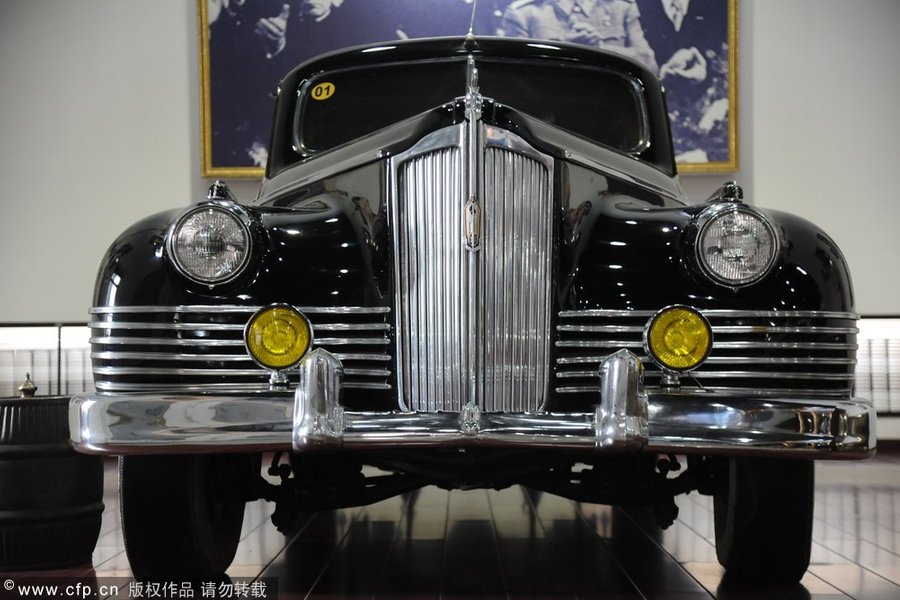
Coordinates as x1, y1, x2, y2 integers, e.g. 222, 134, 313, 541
198, 0, 738, 178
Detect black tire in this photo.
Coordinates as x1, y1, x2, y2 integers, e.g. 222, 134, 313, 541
713, 457, 814, 584
120, 454, 257, 580
0, 396, 103, 570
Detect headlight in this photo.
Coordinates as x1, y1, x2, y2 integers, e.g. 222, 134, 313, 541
245, 304, 313, 371
169, 206, 251, 284
644, 305, 712, 372
696, 206, 778, 287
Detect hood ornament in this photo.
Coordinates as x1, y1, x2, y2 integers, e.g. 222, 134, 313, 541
463, 54, 483, 252
465, 55, 483, 122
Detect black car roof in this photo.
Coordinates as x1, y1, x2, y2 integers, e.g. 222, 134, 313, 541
281, 35, 659, 86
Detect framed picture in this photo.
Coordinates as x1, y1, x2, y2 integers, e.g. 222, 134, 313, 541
199, 0, 738, 177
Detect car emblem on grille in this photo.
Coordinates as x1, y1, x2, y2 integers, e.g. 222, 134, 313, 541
464, 195, 481, 250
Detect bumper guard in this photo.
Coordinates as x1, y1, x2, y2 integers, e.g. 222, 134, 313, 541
70, 349, 876, 458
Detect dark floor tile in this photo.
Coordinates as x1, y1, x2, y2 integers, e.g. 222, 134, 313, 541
52, 447, 900, 599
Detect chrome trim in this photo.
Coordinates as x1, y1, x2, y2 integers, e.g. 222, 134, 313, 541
91, 352, 253, 362
710, 325, 860, 335
332, 353, 392, 362
390, 125, 468, 412
596, 350, 647, 449
390, 123, 553, 413
556, 340, 856, 351
559, 309, 859, 319
557, 384, 862, 396
93, 366, 269, 376
90, 322, 247, 331
466, 67, 483, 410
89, 305, 390, 315
70, 350, 876, 457
90, 337, 246, 347
293, 349, 345, 448
558, 325, 646, 333
261, 106, 442, 204
694, 203, 780, 289
70, 394, 295, 454
89, 305, 392, 392
556, 340, 644, 348
556, 309, 859, 397
92, 381, 390, 393
558, 324, 859, 336
91, 305, 259, 314
313, 323, 391, 331
557, 355, 857, 366
312, 337, 390, 345
556, 369, 855, 381
480, 129, 554, 412
92, 365, 389, 378
74, 394, 875, 457
165, 202, 254, 286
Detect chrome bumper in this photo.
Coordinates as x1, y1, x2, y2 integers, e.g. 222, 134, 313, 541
70, 349, 876, 458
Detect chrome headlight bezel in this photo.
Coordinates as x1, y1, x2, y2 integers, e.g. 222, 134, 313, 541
166, 202, 254, 286
694, 204, 779, 289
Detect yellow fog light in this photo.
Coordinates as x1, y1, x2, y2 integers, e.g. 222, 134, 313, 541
244, 304, 313, 370
644, 306, 712, 372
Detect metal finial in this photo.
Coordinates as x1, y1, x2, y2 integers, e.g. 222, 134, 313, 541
207, 180, 235, 202
18, 372, 37, 398
720, 181, 744, 203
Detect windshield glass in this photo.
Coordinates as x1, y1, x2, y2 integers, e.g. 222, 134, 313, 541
296, 57, 647, 154
479, 59, 647, 153
297, 60, 466, 153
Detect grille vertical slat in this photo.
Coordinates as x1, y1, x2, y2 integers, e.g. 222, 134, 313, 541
398, 146, 469, 412
479, 147, 554, 412
395, 125, 553, 413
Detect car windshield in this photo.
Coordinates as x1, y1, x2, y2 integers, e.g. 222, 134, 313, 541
296, 57, 648, 155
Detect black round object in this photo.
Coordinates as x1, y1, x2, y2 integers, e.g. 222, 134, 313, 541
120, 454, 255, 580
0, 396, 104, 570
714, 457, 815, 584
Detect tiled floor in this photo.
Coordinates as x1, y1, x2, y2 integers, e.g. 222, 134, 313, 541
9, 450, 900, 599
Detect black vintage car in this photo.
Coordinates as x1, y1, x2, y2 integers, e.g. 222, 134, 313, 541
70, 37, 874, 583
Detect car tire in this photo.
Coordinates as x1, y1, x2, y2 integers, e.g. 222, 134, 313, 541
120, 454, 256, 580
713, 457, 814, 584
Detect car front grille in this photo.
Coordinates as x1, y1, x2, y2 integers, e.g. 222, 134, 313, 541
89, 305, 391, 393
392, 124, 554, 412
555, 309, 858, 397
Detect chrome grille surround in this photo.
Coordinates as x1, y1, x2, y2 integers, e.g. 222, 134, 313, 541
89, 305, 391, 393
391, 123, 554, 412
556, 309, 858, 397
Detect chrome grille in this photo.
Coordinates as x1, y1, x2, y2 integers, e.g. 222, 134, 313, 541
90, 305, 391, 393
395, 145, 470, 412
556, 310, 858, 397
479, 145, 553, 411
393, 125, 554, 412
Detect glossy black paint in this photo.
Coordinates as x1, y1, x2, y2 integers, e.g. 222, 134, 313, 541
97, 171, 854, 315
93, 36, 856, 413
267, 36, 674, 177
559, 163, 855, 313
95, 167, 392, 310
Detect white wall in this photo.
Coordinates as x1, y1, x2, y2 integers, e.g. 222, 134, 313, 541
1, 0, 899, 322
0, 0, 203, 323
